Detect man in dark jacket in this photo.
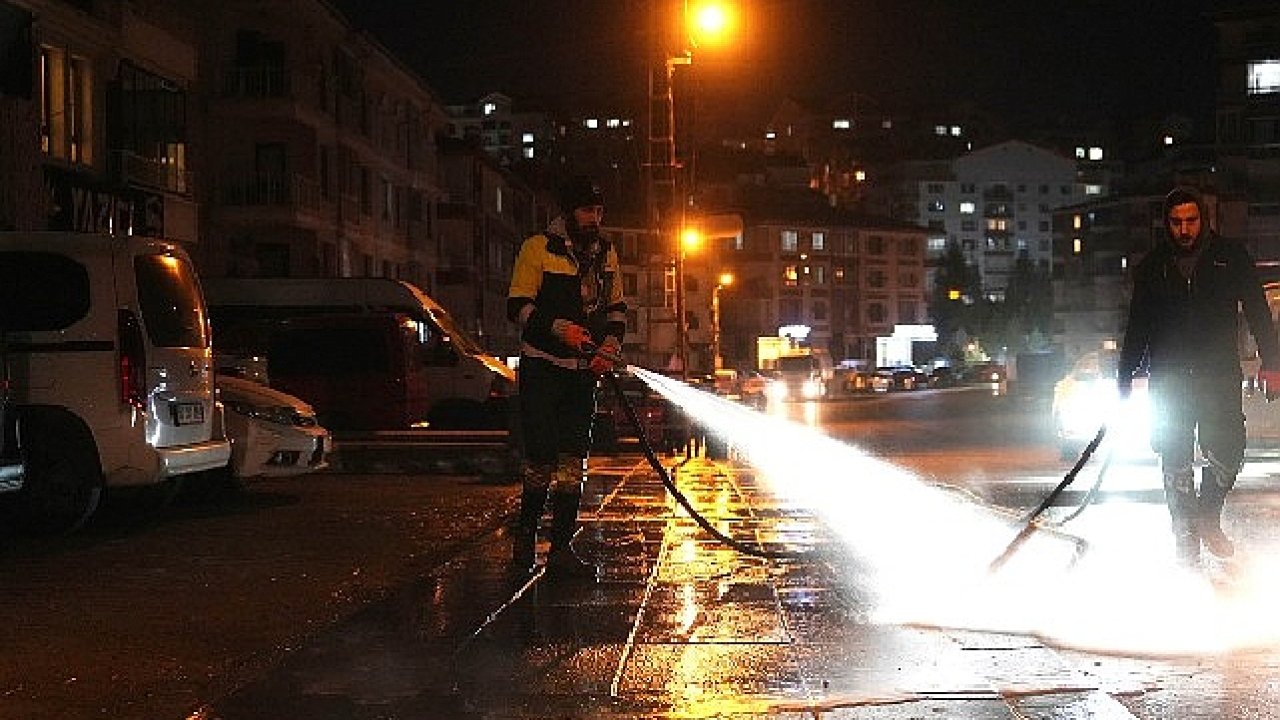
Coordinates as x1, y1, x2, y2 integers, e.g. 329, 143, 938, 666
506, 176, 626, 578
1118, 186, 1280, 565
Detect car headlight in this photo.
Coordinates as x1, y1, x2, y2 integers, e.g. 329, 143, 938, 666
802, 378, 822, 398
766, 381, 788, 400
225, 399, 315, 427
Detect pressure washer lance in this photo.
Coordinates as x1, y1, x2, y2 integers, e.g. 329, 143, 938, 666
585, 348, 812, 561
987, 423, 1106, 573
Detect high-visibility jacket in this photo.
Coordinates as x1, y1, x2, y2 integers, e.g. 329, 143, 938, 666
508, 217, 626, 366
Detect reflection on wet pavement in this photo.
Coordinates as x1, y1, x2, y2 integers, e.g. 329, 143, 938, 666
199, 452, 1168, 719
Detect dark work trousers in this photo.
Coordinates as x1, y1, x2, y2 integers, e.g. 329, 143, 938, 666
518, 355, 598, 479
1148, 370, 1246, 532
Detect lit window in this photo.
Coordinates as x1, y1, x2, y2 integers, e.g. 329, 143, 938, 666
881, 119, 892, 129
1085, 184, 1102, 195
783, 265, 798, 286
765, 130, 777, 140
959, 201, 975, 214
781, 230, 798, 252
950, 125, 961, 136
927, 237, 947, 251
1075, 147, 1086, 159
854, 169, 866, 182
1164, 135, 1174, 145
483, 102, 496, 115
928, 200, 944, 212
1248, 60, 1280, 95
496, 187, 503, 214
1089, 146, 1104, 161
832, 118, 851, 130
607, 118, 621, 128
812, 231, 825, 250
585, 118, 599, 129
1073, 238, 1082, 254
934, 125, 947, 136
523, 147, 534, 159
1073, 215, 1082, 230
522, 132, 534, 144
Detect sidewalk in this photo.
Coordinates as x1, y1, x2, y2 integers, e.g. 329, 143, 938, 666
207, 452, 1141, 720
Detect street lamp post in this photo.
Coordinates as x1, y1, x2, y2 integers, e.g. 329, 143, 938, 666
647, 0, 733, 380
712, 271, 733, 370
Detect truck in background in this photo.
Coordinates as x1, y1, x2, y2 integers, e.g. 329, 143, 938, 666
202, 278, 516, 431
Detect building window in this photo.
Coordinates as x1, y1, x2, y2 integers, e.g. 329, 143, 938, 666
867, 302, 886, 324
779, 298, 802, 324
867, 269, 885, 288
783, 265, 798, 287
928, 237, 947, 251
927, 182, 945, 194
781, 229, 798, 252
812, 231, 825, 251
867, 235, 884, 254
1248, 60, 1280, 95
812, 300, 828, 321
40, 46, 94, 164
960, 201, 976, 214
814, 265, 827, 285
927, 200, 944, 212
834, 265, 845, 281
899, 300, 917, 323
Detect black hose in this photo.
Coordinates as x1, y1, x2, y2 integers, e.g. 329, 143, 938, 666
987, 424, 1106, 573
602, 370, 814, 561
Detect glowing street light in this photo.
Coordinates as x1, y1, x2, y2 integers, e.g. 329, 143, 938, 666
650, 1, 737, 378
712, 272, 734, 370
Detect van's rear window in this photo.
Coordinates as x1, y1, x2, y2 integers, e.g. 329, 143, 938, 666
0, 251, 90, 331
134, 254, 209, 348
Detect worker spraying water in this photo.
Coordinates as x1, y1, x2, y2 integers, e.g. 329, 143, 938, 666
1116, 186, 1280, 567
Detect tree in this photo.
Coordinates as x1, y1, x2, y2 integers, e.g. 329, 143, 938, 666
929, 242, 981, 357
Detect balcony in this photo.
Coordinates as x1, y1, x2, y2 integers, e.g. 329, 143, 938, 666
112, 150, 192, 195
220, 172, 322, 216
223, 65, 290, 99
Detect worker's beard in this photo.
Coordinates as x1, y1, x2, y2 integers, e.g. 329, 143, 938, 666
567, 217, 602, 252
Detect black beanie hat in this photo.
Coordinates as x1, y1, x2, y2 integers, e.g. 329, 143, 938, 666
558, 175, 604, 212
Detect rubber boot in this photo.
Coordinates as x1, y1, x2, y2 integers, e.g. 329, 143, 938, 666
1198, 466, 1235, 559
1164, 473, 1200, 567
546, 489, 595, 580
510, 487, 546, 573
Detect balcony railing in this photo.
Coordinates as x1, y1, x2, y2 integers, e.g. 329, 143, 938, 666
223, 66, 290, 99
220, 172, 320, 213
112, 150, 192, 195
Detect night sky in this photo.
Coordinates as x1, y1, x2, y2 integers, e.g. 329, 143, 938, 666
333, 0, 1220, 140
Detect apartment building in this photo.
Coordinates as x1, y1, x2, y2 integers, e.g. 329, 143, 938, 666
151, 0, 446, 285
1214, 3, 1280, 263
3, 0, 198, 242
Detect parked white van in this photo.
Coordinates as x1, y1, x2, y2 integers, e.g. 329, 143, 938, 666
0, 232, 231, 532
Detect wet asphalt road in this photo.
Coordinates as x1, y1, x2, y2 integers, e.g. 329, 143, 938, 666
7, 385, 1280, 719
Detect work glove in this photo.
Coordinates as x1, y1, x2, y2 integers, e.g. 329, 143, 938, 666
588, 336, 623, 376
550, 319, 593, 353
1260, 369, 1280, 402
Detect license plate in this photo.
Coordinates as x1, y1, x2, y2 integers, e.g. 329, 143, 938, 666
172, 401, 205, 426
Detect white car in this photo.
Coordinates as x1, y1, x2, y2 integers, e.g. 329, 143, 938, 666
1051, 350, 1151, 460
217, 374, 331, 478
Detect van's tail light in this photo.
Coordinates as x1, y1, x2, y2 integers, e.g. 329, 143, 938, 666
118, 309, 147, 410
